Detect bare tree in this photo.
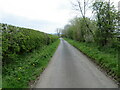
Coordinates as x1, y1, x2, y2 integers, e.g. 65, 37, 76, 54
71, 0, 94, 35
56, 28, 61, 37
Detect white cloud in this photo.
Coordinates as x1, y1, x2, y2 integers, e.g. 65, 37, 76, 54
0, 0, 76, 33
0, 0, 72, 23
0, 0, 119, 33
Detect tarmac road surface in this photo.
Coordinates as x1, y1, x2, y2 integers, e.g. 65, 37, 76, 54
35, 38, 118, 88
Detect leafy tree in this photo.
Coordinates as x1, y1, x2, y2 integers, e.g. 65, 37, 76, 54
93, 1, 118, 46
62, 17, 96, 42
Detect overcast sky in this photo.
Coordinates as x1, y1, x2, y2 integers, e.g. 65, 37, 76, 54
0, 0, 119, 33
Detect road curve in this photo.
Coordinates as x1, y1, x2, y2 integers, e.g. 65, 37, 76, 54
35, 38, 118, 88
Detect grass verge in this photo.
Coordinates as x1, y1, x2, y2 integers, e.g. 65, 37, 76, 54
2, 39, 60, 88
65, 38, 119, 83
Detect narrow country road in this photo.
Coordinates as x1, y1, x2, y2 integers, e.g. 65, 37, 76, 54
35, 38, 118, 88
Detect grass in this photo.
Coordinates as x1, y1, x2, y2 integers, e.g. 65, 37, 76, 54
64, 38, 118, 81
2, 39, 60, 88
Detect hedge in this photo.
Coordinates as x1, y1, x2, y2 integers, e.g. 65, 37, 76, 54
1, 23, 58, 64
